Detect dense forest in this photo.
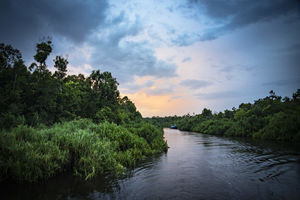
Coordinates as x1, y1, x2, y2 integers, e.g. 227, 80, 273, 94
146, 90, 300, 142
0, 41, 168, 182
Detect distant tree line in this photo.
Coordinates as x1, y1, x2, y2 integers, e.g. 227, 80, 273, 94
145, 90, 300, 142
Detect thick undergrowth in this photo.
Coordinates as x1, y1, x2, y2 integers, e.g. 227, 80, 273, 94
0, 119, 168, 182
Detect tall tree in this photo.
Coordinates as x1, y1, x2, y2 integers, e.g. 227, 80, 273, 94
29, 40, 52, 73
53, 56, 68, 80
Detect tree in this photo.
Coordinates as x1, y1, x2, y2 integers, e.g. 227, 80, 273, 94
53, 56, 68, 80
0, 40, 146, 129
89, 70, 119, 108
29, 40, 52, 73
0, 43, 22, 70
293, 89, 300, 101
201, 108, 212, 118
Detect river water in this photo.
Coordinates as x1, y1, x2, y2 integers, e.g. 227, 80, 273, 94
2, 128, 300, 200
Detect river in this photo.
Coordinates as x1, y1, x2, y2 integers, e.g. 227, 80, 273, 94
1, 128, 300, 200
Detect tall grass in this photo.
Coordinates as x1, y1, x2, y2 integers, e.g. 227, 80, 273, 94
0, 119, 168, 182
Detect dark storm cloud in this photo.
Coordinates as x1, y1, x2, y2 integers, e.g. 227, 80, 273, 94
180, 79, 212, 89
89, 14, 177, 83
175, 0, 300, 44
0, 0, 178, 83
0, 0, 108, 56
193, 0, 299, 26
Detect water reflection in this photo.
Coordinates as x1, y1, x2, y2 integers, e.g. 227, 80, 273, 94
1, 128, 300, 200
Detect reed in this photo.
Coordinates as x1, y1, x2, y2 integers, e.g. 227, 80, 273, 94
0, 119, 168, 182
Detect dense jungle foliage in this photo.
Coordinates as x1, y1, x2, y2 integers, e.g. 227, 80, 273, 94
146, 90, 300, 142
0, 41, 167, 182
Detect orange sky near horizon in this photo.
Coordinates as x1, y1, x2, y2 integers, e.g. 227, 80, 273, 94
122, 92, 196, 117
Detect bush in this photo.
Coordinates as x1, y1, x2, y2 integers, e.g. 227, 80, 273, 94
0, 125, 68, 182
253, 112, 300, 141
0, 119, 168, 182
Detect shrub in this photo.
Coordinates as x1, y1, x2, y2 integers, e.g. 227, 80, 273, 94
0, 119, 168, 182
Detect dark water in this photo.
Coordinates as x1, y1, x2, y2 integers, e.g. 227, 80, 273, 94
2, 128, 300, 200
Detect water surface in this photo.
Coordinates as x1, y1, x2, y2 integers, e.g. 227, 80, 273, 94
2, 128, 300, 199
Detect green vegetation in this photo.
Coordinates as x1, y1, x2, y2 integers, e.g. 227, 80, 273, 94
146, 90, 300, 142
0, 41, 167, 182
0, 119, 167, 182
0, 40, 144, 127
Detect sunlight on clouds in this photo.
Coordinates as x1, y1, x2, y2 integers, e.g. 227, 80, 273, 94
134, 76, 154, 84
122, 92, 190, 117
120, 76, 207, 117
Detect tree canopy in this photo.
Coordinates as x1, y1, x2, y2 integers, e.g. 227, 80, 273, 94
0, 41, 141, 129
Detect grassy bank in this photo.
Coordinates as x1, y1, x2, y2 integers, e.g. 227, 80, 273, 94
0, 119, 168, 182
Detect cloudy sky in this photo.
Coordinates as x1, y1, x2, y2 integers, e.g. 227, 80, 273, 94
1, 0, 300, 117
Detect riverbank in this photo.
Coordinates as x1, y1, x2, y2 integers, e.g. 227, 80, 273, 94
0, 41, 169, 183
1, 129, 299, 200
145, 90, 300, 142
0, 119, 168, 182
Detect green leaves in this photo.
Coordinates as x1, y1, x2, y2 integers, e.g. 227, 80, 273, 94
0, 40, 168, 183
0, 41, 144, 130
0, 119, 168, 182
53, 56, 68, 80
0, 43, 22, 70
33, 40, 52, 69
146, 90, 300, 142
